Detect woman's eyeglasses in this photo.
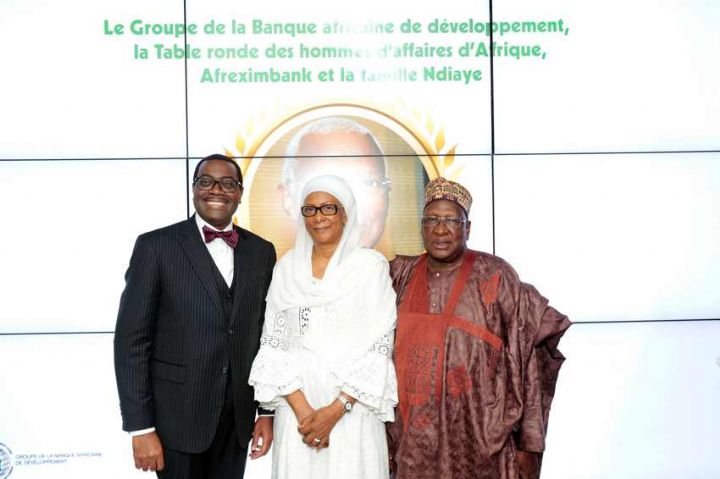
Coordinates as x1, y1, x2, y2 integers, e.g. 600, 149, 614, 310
301, 204, 343, 217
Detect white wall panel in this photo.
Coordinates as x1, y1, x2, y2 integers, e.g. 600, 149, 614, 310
0, 334, 140, 479
0, 160, 187, 333
0, 333, 269, 478
494, 0, 720, 153
544, 321, 720, 478
0, 0, 186, 159
494, 153, 720, 322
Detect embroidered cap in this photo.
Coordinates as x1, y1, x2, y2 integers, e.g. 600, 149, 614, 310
424, 177, 472, 214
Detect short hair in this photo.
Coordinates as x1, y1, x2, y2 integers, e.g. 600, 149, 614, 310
193, 154, 243, 183
282, 117, 386, 183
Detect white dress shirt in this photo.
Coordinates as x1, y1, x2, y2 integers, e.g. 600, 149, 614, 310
195, 214, 235, 287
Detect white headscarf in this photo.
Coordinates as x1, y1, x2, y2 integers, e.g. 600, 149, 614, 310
267, 175, 396, 358
292, 175, 362, 291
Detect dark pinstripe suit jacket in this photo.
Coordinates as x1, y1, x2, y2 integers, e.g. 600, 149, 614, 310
114, 216, 276, 453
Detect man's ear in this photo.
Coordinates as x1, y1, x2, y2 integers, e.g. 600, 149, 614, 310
277, 182, 294, 218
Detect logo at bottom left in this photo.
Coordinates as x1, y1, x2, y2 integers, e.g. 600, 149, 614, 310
0, 442, 14, 479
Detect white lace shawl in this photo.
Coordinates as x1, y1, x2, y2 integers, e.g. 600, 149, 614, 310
248, 249, 398, 420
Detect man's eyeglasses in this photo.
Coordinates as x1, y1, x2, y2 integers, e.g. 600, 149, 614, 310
421, 216, 467, 229
359, 178, 392, 193
301, 204, 343, 217
193, 175, 243, 193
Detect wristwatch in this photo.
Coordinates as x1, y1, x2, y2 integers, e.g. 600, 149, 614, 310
337, 394, 353, 414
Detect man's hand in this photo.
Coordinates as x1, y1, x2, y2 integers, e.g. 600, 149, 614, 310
249, 416, 273, 460
132, 431, 164, 472
297, 401, 344, 449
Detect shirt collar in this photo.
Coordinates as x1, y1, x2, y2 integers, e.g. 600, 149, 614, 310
195, 214, 234, 240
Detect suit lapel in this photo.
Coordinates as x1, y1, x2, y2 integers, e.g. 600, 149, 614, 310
230, 226, 251, 326
176, 217, 225, 318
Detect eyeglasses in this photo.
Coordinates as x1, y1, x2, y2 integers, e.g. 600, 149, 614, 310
301, 204, 343, 217
193, 175, 243, 193
421, 216, 467, 229
357, 178, 392, 193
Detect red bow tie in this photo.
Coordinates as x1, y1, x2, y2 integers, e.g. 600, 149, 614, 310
202, 226, 239, 248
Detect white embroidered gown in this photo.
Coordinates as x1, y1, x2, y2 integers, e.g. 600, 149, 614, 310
249, 300, 397, 479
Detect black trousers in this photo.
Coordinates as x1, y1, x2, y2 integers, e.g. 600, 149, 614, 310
158, 377, 248, 479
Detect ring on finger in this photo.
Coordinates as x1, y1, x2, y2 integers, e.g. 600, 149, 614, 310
313, 437, 321, 444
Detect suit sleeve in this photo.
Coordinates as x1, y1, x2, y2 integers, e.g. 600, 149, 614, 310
114, 234, 161, 432
256, 243, 277, 416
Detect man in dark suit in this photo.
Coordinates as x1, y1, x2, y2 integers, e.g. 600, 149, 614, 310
114, 154, 276, 478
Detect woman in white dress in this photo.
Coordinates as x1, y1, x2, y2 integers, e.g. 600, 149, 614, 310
249, 175, 397, 479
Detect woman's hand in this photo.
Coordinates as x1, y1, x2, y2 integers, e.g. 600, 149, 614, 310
297, 400, 344, 449
285, 390, 315, 425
